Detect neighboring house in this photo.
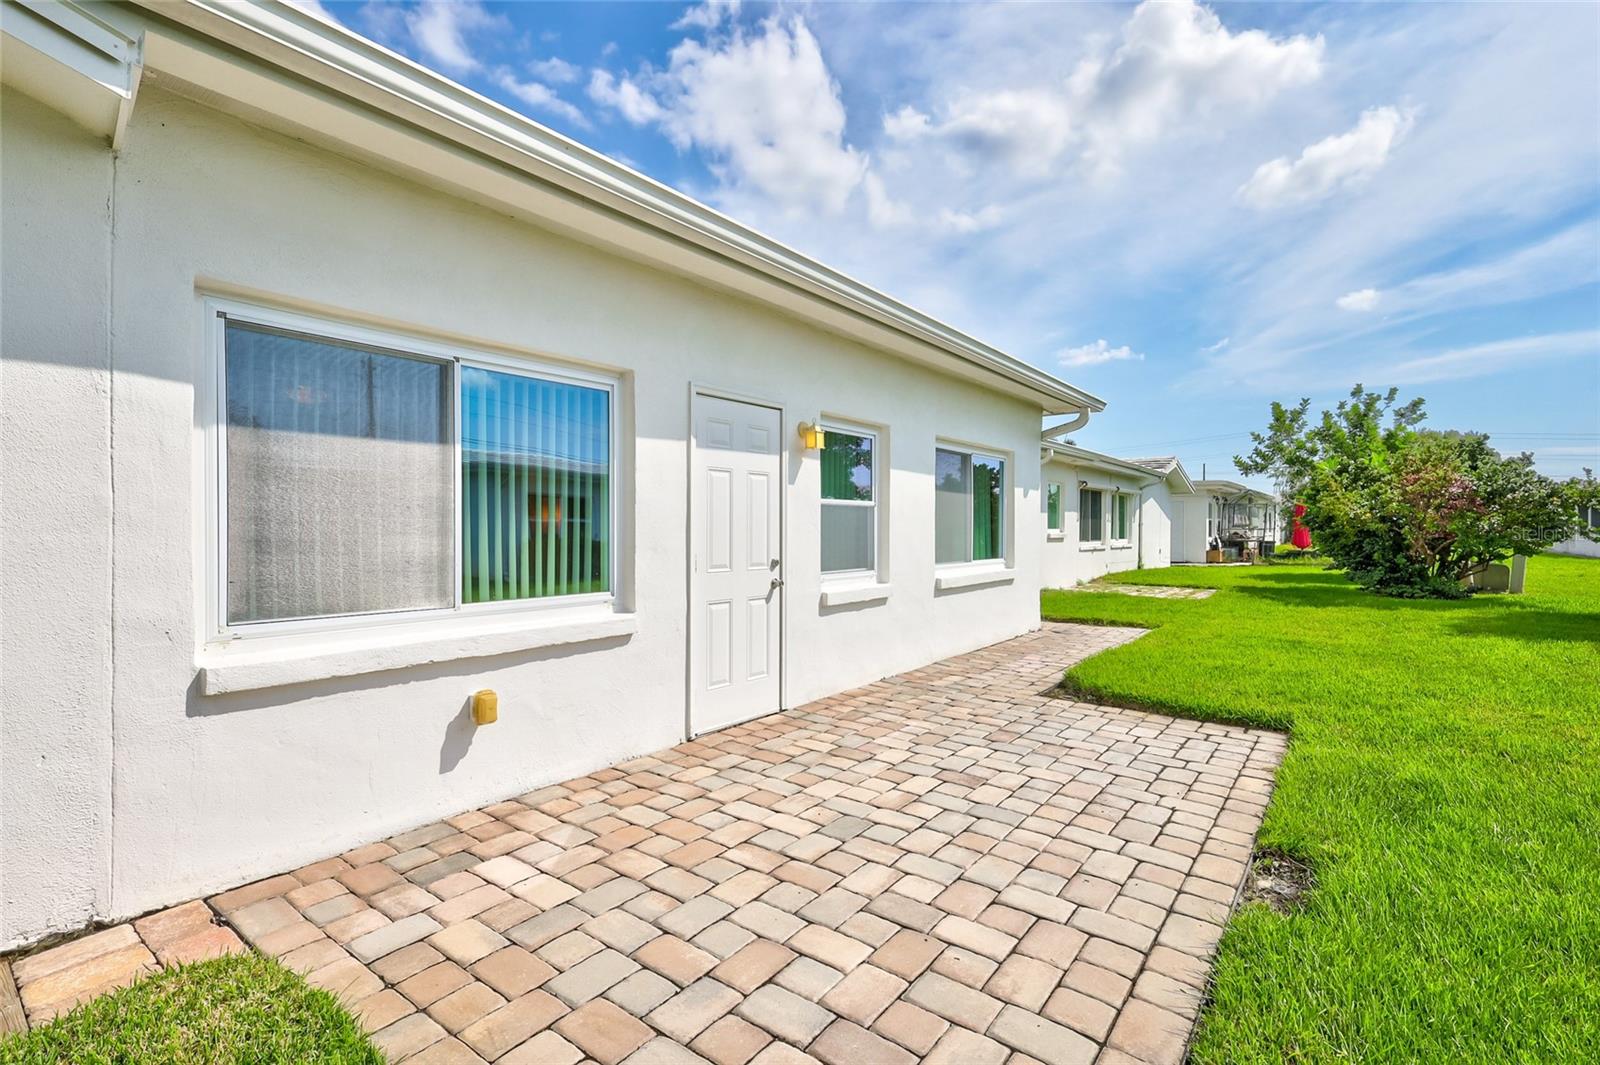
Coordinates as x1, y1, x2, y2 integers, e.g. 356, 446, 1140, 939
0, 1, 1110, 948
1172, 480, 1283, 563
1039, 445, 1196, 586
1550, 504, 1600, 558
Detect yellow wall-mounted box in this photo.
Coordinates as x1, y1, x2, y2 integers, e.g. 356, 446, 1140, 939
471, 689, 498, 725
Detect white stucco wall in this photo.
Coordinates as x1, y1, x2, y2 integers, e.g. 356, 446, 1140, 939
1, 83, 1047, 946
1039, 458, 1171, 588
1548, 536, 1600, 559
1173, 494, 1211, 563
0, 90, 116, 949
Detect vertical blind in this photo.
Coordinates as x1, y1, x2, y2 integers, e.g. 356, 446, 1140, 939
461, 365, 611, 604
821, 429, 874, 573
224, 322, 454, 623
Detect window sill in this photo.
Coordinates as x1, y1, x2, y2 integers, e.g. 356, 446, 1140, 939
1079, 544, 1107, 552
934, 566, 1016, 592
1046, 532, 1066, 542
198, 608, 638, 694
819, 580, 892, 607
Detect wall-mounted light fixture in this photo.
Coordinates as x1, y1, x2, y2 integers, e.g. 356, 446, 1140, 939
798, 422, 826, 451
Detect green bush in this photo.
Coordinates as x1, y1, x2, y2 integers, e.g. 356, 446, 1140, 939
1236, 385, 1593, 598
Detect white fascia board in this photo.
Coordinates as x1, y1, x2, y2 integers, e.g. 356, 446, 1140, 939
1044, 444, 1160, 483
1, 0, 142, 143
124, 0, 1104, 417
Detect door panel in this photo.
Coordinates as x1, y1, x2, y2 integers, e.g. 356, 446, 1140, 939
691, 394, 782, 735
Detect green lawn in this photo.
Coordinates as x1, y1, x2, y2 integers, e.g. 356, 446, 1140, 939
1041, 554, 1600, 1063
0, 953, 380, 1065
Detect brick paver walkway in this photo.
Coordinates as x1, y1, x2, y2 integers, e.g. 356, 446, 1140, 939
8, 623, 1283, 1064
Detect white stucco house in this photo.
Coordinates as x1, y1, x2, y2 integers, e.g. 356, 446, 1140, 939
0, 1, 1123, 949
1039, 444, 1197, 586
1171, 480, 1283, 564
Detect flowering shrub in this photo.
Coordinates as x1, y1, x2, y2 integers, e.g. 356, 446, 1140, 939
1236, 385, 1595, 597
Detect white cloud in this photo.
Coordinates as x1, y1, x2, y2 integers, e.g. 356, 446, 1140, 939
1200, 337, 1231, 354
1070, 0, 1324, 173
937, 205, 1006, 234
1379, 330, 1598, 384
493, 70, 588, 127
404, 1, 505, 75
863, 173, 915, 229
1239, 105, 1416, 208
882, 105, 931, 141
286, 0, 338, 23
1059, 339, 1146, 367
893, 90, 1074, 179
674, 0, 741, 32
888, 0, 1323, 180
590, 17, 866, 215
587, 70, 667, 125
529, 56, 581, 85
1336, 287, 1380, 311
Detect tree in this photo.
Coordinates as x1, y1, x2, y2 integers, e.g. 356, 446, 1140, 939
1236, 385, 1589, 597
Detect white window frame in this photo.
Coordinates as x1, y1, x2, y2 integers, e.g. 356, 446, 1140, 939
1045, 481, 1065, 536
203, 298, 620, 640
935, 442, 1008, 568
819, 420, 880, 581
1112, 492, 1135, 546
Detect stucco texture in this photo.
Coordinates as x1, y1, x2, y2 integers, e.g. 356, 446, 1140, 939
2, 81, 1049, 945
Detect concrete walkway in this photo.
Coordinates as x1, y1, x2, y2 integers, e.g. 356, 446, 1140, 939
1059, 585, 1217, 600
8, 623, 1283, 1064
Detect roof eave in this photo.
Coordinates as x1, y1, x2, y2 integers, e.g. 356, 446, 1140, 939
1042, 443, 1161, 482
126, 0, 1104, 415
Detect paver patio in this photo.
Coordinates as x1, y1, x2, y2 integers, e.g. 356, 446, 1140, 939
7, 622, 1283, 1063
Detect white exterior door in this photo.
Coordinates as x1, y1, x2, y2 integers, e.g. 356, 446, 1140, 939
690, 393, 782, 735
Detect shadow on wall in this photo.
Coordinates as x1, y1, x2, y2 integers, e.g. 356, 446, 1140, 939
440, 694, 478, 774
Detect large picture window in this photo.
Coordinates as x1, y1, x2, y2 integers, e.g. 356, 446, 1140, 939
219, 312, 613, 630
820, 426, 876, 574
935, 446, 1005, 564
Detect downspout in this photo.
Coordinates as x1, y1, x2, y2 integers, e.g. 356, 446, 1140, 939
1136, 486, 1146, 568
1041, 406, 1091, 444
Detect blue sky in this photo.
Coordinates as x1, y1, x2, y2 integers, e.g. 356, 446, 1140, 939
308, 0, 1599, 484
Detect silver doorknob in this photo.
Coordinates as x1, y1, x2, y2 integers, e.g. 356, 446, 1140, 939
770, 577, 784, 590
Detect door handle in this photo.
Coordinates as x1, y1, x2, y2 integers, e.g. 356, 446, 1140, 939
770, 577, 784, 591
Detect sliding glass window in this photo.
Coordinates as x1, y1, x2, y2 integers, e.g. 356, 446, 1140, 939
820, 426, 876, 574
935, 446, 1005, 564
220, 312, 613, 631
224, 323, 454, 624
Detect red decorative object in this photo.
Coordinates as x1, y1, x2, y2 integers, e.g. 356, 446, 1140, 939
1291, 502, 1312, 549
